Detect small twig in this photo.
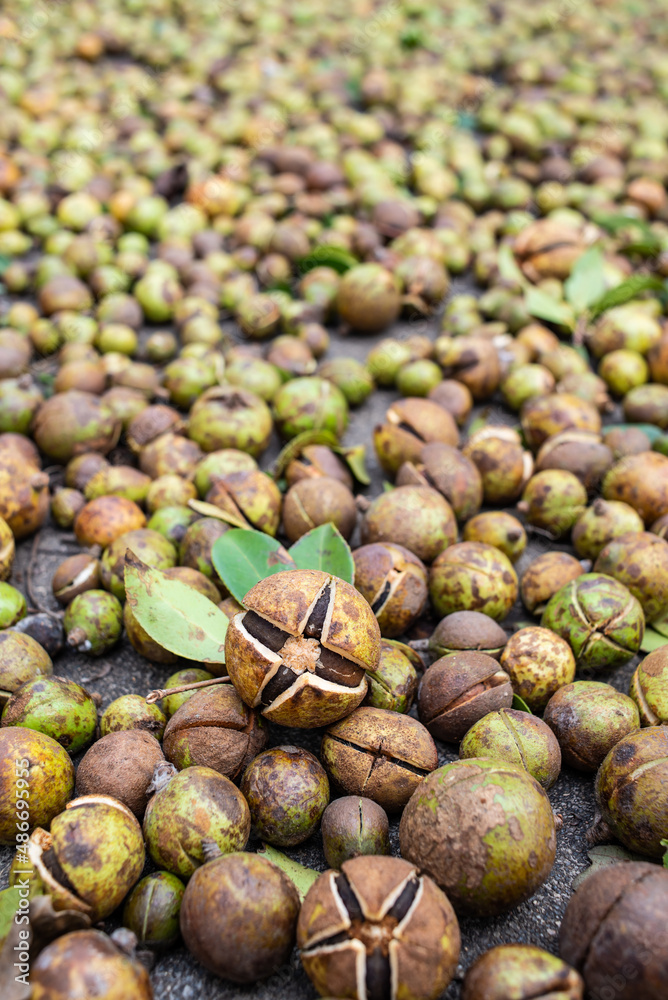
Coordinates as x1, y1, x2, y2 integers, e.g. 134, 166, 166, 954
145, 675, 230, 704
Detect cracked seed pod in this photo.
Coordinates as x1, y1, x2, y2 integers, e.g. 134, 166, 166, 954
285, 443, 353, 489
28, 795, 145, 921
630, 647, 668, 726
428, 378, 473, 425
282, 476, 357, 542
206, 469, 282, 537
320, 706, 438, 812
361, 486, 457, 564
352, 542, 428, 638
459, 708, 561, 789
520, 551, 583, 615
126, 403, 184, 453
417, 651, 513, 743
373, 398, 458, 476
594, 531, 668, 623
429, 542, 518, 622
428, 611, 508, 660
541, 573, 644, 672
463, 944, 583, 1000
543, 681, 639, 772
123, 871, 185, 947
225, 570, 379, 728
534, 431, 613, 493
433, 335, 501, 400
180, 851, 299, 983
365, 640, 418, 714
397, 441, 482, 521
76, 731, 165, 819
514, 219, 587, 281
298, 856, 460, 1000
163, 685, 266, 780
559, 862, 668, 1000
31, 930, 152, 1000
521, 393, 601, 451
500, 626, 576, 712
602, 451, 668, 525
572, 499, 644, 561
462, 427, 533, 505
595, 728, 668, 857
399, 759, 556, 916
321, 796, 390, 869
240, 745, 329, 847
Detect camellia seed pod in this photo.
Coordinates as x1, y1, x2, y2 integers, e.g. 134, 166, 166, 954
361, 485, 457, 564
630, 646, 668, 725
320, 706, 437, 812
521, 393, 601, 451
459, 708, 562, 789
594, 531, 668, 622
32, 390, 121, 463
399, 758, 556, 916
374, 398, 458, 475
225, 569, 379, 728
429, 542, 518, 622
282, 476, 357, 542
336, 263, 401, 333
365, 639, 419, 713
572, 499, 644, 560
123, 871, 185, 948
560, 862, 668, 1000
76, 731, 165, 819
1, 675, 97, 754
520, 551, 582, 615
500, 626, 576, 712
462, 511, 527, 562
418, 651, 513, 743
602, 451, 668, 525
320, 795, 390, 869
74, 495, 146, 548
462, 427, 532, 505
298, 855, 460, 1000
0, 632, 53, 708
397, 442, 482, 522
180, 851, 300, 983
463, 944, 583, 1000
240, 745, 329, 847
0, 727, 74, 843
63, 589, 123, 655
543, 681, 639, 772
352, 542, 428, 638
428, 611, 508, 660
100, 694, 167, 740
30, 930, 152, 1000
0, 514, 14, 581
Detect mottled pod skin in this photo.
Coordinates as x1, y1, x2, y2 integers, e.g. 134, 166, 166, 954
52, 553, 100, 606
428, 611, 508, 660
63, 589, 123, 656
225, 570, 379, 728
374, 398, 459, 476
572, 499, 644, 560
418, 651, 513, 743
320, 796, 390, 869
602, 451, 668, 525
630, 647, 668, 725
29, 794, 145, 921
76, 731, 165, 819
500, 626, 576, 712
0, 727, 74, 843
462, 510, 527, 563
180, 852, 300, 982
74, 495, 146, 548
188, 386, 273, 456
365, 640, 418, 713
399, 759, 556, 916
162, 668, 214, 717
519, 469, 587, 537
463, 944, 583, 1000
353, 542, 428, 638
240, 746, 329, 847
397, 441, 482, 522
462, 427, 532, 505
560, 862, 668, 1000
101, 693, 167, 739
123, 871, 185, 946
143, 766, 250, 878
595, 728, 668, 857
337, 263, 401, 332
321, 706, 438, 812
459, 709, 561, 788
298, 856, 460, 1000
520, 551, 582, 615
282, 476, 356, 542
32, 390, 121, 463
543, 681, 640, 772
0, 631, 52, 706
541, 573, 644, 672
429, 542, 518, 622
273, 377, 349, 440
206, 468, 282, 537
361, 485, 457, 564
0, 514, 15, 580
100, 528, 177, 600
594, 531, 668, 622
162, 685, 266, 780
1, 675, 97, 753
520, 393, 601, 451
31, 930, 152, 1000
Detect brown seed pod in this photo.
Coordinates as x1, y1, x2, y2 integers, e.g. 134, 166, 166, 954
428, 378, 474, 425
206, 469, 282, 537
283, 476, 357, 542
434, 335, 501, 401
126, 403, 184, 453
298, 856, 460, 1000
30, 930, 152, 1000
602, 450, 668, 525
417, 651, 513, 743
520, 551, 583, 614
352, 542, 428, 638
162, 685, 267, 780
397, 441, 483, 522
543, 681, 640, 772
462, 427, 532, 505
463, 944, 583, 1000
374, 397, 459, 475
320, 796, 390, 869
534, 431, 613, 492
285, 443, 353, 488
139, 432, 204, 479
500, 626, 576, 712
52, 554, 101, 605
32, 390, 121, 463
240, 745, 329, 847
320, 705, 438, 812
428, 611, 508, 659
360, 485, 457, 564
76, 730, 165, 819
74, 495, 146, 548
521, 393, 601, 451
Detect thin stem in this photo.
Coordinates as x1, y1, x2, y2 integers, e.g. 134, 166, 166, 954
145, 675, 230, 704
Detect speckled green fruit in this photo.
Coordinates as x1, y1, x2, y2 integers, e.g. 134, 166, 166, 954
462, 944, 583, 1000
162, 669, 215, 717
594, 531, 668, 622
143, 766, 250, 879
364, 640, 418, 713
462, 511, 527, 562
320, 796, 390, 869
629, 647, 668, 726
240, 746, 329, 847
519, 470, 587, 537
100, 693, 166, 740
0, 582, 26, 627
0, 727, 74, 844
318, 357, 375, 405
147, 504, 199, 545
595, 728, 668, 857
500, 626, 576, 712
361, 485, 457, 564
273, 376, 348, 440
541, 573, 644, 672
572, 499, 644, 561
459, 709, 561, 789
1, 676, 97, 753
429, 542, 518, 622
0, 632, 53, 707
123, 871, 185, 946
543, 681, 640, 772
63, 589, 123, 654
188, 387, 273, 457
399, 758, 556, 916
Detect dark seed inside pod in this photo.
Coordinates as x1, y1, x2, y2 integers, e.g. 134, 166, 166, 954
304, 585, 332, 638
260, 664, 298, 706
366, 947, 391, 1000
387, 876, 419, 921
41, 846, 78, 895
316, 648, 365, 687
244, 610, 290, 652
371, 580, 393, 614
335, 872, 363, 921
396, 421, 421, 436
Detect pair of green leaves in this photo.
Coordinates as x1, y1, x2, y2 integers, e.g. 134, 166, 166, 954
123, 524, 354, 666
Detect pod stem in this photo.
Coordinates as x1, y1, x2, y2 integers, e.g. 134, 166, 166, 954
145, 675, 230, 704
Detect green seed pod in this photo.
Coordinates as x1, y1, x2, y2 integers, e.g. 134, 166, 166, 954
101, 694, 167, 740
0, 727, 74, 843
462, 511, 526, 562
500, 626, 576, 712
240, 746, 329, 847
572, 499, 644, 560
146, 505, 199, 546
459, 708, 561, 789
123, 871, 185, 947
396, 359, 443, 398
518, 469, 587, 536
318, 357, 375, 406
366, 338, 412, 387
188, 386, 273, 457
629, 647, 668, 725
2, 676, 97, 753
361, 485, 457, 564
63, 589, 123, 655
501, 364, 555, 411
543, 681, 640, 772
429, 542, 518, 622
100, 529, 177, 600
273, 376, 349, 440
463, 944, 583, 1000
599, 349, 648, 397
0, 581, 26, 628
162, 668, 215, 717
364, 640, 419, 713
320, 796, 390, 869
594, 531, 668, 622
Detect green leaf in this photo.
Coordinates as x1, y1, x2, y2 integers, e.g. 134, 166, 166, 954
335, 444, 371, 485
589, 275, 665, 319
564, 246, 607, 312
382, 481, 395, 492
289, 524, 355, 582
512, 693, 533, 714
640, 628, 668, 653
604, 422, 664, 444
270, 429, 339, 479
525, 286, 575, 328
0, 255, 11, 276
0, 887, 21, 946
661, 839, 668, 868
212, 529, 296, 604
572, 845, 650, 890
256, 844, 320, 901
124, 552, 229, 663
497, 243, 527, 288
297, 245, 358, 275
